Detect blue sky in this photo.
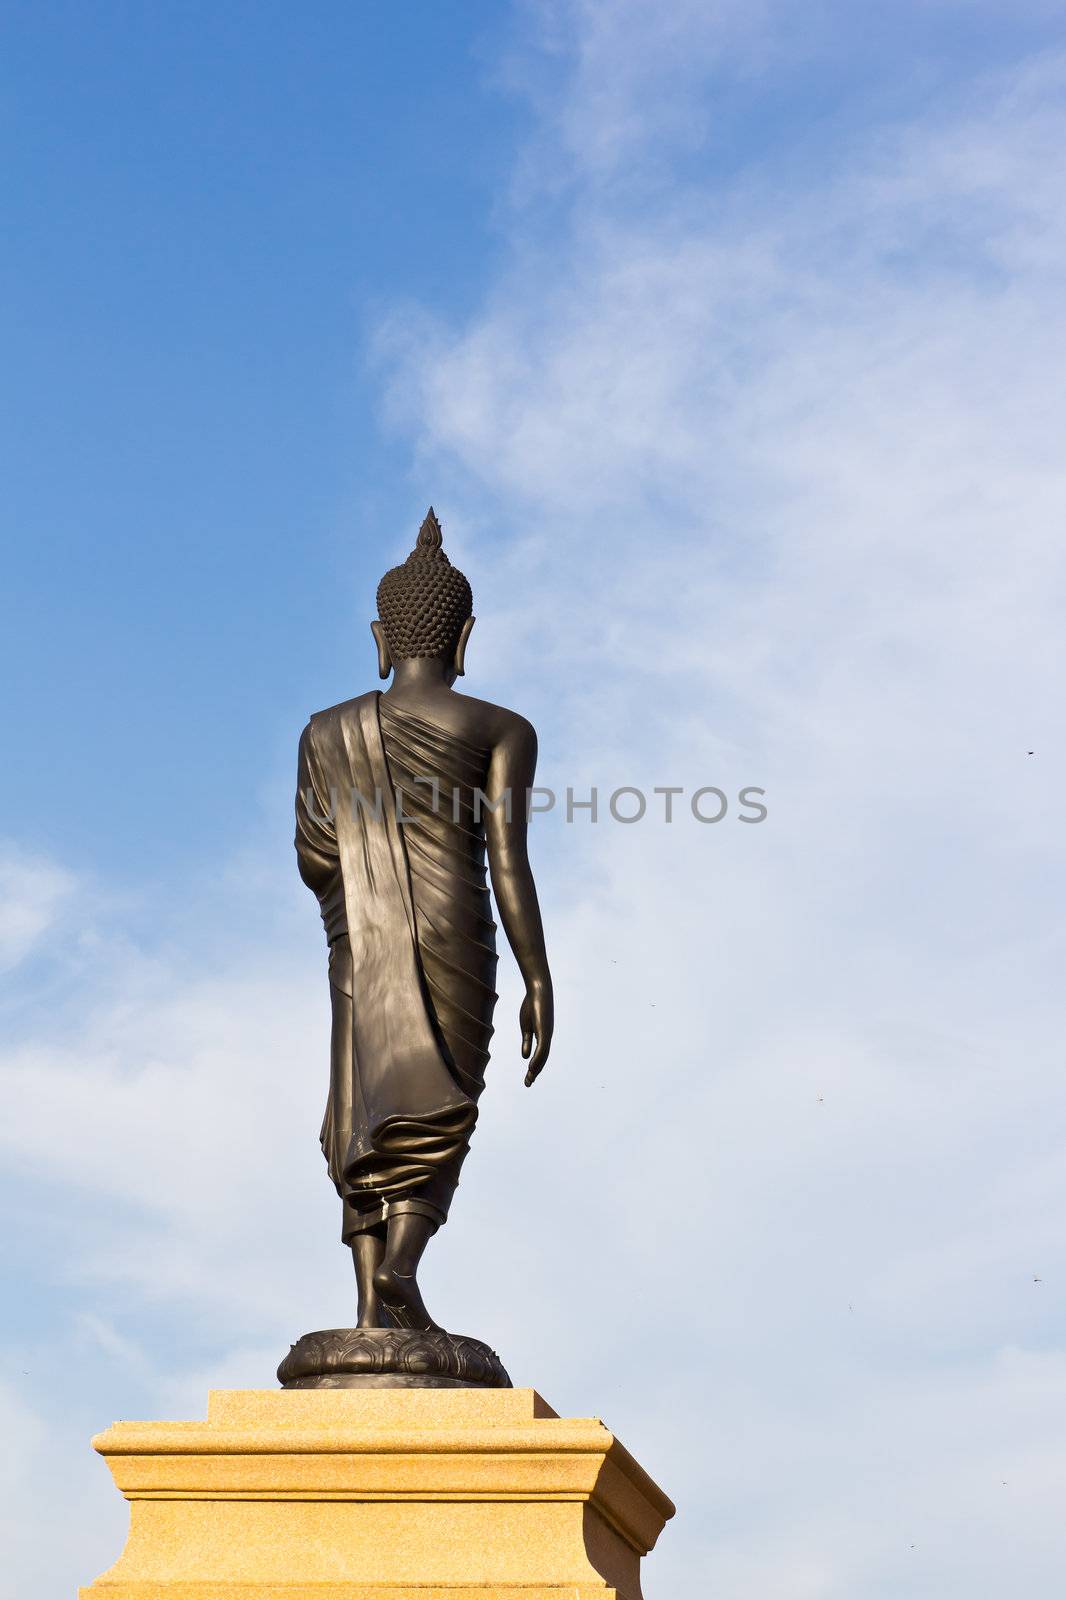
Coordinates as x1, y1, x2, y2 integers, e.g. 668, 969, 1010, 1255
2, 2, 1058, 879
3, 4, 1066, 1597
3, 1, 527, 881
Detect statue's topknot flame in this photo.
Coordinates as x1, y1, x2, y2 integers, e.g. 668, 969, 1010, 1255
412, 506, 445, 559
376, 507, 473, 661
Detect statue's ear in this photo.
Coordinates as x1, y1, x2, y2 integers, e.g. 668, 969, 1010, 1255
370, 620, 392, 680
454, 615, 475, 677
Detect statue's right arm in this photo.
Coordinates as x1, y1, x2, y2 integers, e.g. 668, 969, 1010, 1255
484, 715, 554, 1085
295, 721, 336, 897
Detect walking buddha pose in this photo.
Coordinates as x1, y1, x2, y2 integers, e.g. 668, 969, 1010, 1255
296, 509, 553, 1332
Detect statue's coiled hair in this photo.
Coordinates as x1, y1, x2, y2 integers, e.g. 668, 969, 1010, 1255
376, 508, 473, 661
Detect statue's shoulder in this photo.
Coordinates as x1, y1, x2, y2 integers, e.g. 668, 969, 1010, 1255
450, 692, 537, 751
305, 691, 379, 737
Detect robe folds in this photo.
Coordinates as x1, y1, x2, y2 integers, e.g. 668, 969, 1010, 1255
295, 691, 498, 1236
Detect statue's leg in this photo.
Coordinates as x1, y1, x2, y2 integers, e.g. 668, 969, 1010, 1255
374, 1212, 441, 1331
351, 1227, 391, 1329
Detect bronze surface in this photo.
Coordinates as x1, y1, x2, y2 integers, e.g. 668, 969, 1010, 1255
292, 508, 553, 1360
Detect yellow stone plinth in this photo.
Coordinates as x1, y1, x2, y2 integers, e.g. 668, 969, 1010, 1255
80, 1387, 674, 1600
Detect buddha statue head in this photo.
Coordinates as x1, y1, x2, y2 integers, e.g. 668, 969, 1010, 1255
372, 508, 475, 681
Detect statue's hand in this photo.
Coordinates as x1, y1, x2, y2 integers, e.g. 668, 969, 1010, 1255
520, 982, 554, 1087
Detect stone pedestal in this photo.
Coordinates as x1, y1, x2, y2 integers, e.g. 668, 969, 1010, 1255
80, 1387, 674, 1600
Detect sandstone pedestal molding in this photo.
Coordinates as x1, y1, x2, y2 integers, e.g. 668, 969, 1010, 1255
80, 1386, 675, 1600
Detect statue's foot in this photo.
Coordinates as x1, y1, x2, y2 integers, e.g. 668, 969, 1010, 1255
372, 1264, 441, 1332
351, 1233, 390, 1329
356, 1302, 394, 1330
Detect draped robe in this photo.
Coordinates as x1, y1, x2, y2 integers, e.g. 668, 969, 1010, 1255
295, 691, 497, 1238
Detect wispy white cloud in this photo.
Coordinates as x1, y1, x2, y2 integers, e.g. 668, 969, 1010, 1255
0, 846, 76, 973
371, 15, 1066, 1597
500, 0, 779, 186
0, 1377, 120, 1600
